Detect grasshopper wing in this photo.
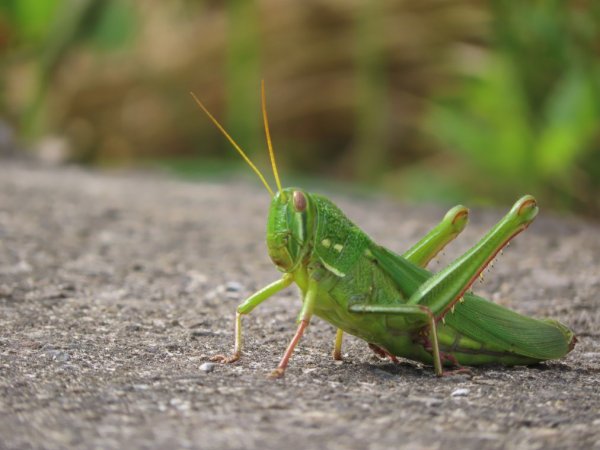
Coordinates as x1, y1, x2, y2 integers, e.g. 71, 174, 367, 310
444, 294, 575, 360
368, 245, 429, 297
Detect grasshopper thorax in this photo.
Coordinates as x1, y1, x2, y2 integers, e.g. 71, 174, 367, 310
266, 188, 316, 272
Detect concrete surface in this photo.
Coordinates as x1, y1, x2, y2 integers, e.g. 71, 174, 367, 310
0, 162, 599, 450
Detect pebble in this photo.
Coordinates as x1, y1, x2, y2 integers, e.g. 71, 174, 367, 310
45, 349, 71, 362
225, 281, 243, 292
200, 362, 215, 373
451, 388, 470, 397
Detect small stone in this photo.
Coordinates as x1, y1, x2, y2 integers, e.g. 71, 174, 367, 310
200, 362, 215, 373
225, 281, 243, 292
45, 349, 70, 362
451, 388, 470, 397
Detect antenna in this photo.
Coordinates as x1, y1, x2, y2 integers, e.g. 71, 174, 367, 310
261, 80, 283, 194
190, 92, 274, 197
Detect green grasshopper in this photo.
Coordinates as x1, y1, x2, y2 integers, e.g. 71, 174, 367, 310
192, 83, 576, 377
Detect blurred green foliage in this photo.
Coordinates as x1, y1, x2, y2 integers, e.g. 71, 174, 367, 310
0, 1, 599, 216
0, 0, 136, 136
421, 0, 600, 212
0, 0, 59, 41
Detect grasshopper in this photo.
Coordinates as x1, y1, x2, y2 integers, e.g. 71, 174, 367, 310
192, 83, 576, 377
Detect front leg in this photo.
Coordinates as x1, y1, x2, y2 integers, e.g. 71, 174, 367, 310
211, 274, 293, 364
270, 277, 318, 378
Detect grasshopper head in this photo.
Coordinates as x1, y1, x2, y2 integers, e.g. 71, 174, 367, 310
266, 188, 315, 272
193, 82, 311, 273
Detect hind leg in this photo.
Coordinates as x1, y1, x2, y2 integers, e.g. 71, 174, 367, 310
407, 196, 538, 318
403, 205, 469, 268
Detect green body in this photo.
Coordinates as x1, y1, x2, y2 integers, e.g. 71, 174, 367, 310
263, 189, 575, 371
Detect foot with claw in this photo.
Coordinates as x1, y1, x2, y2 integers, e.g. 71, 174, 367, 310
268, 368, 285, 379
210, 353, 240, 364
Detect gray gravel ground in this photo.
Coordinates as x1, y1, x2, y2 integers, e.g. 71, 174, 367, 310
1, 162, 599, 450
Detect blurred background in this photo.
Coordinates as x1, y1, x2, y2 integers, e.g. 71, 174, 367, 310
1, 0, 599, 215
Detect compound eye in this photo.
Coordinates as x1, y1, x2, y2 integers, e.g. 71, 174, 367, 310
293, 190, 307, 212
